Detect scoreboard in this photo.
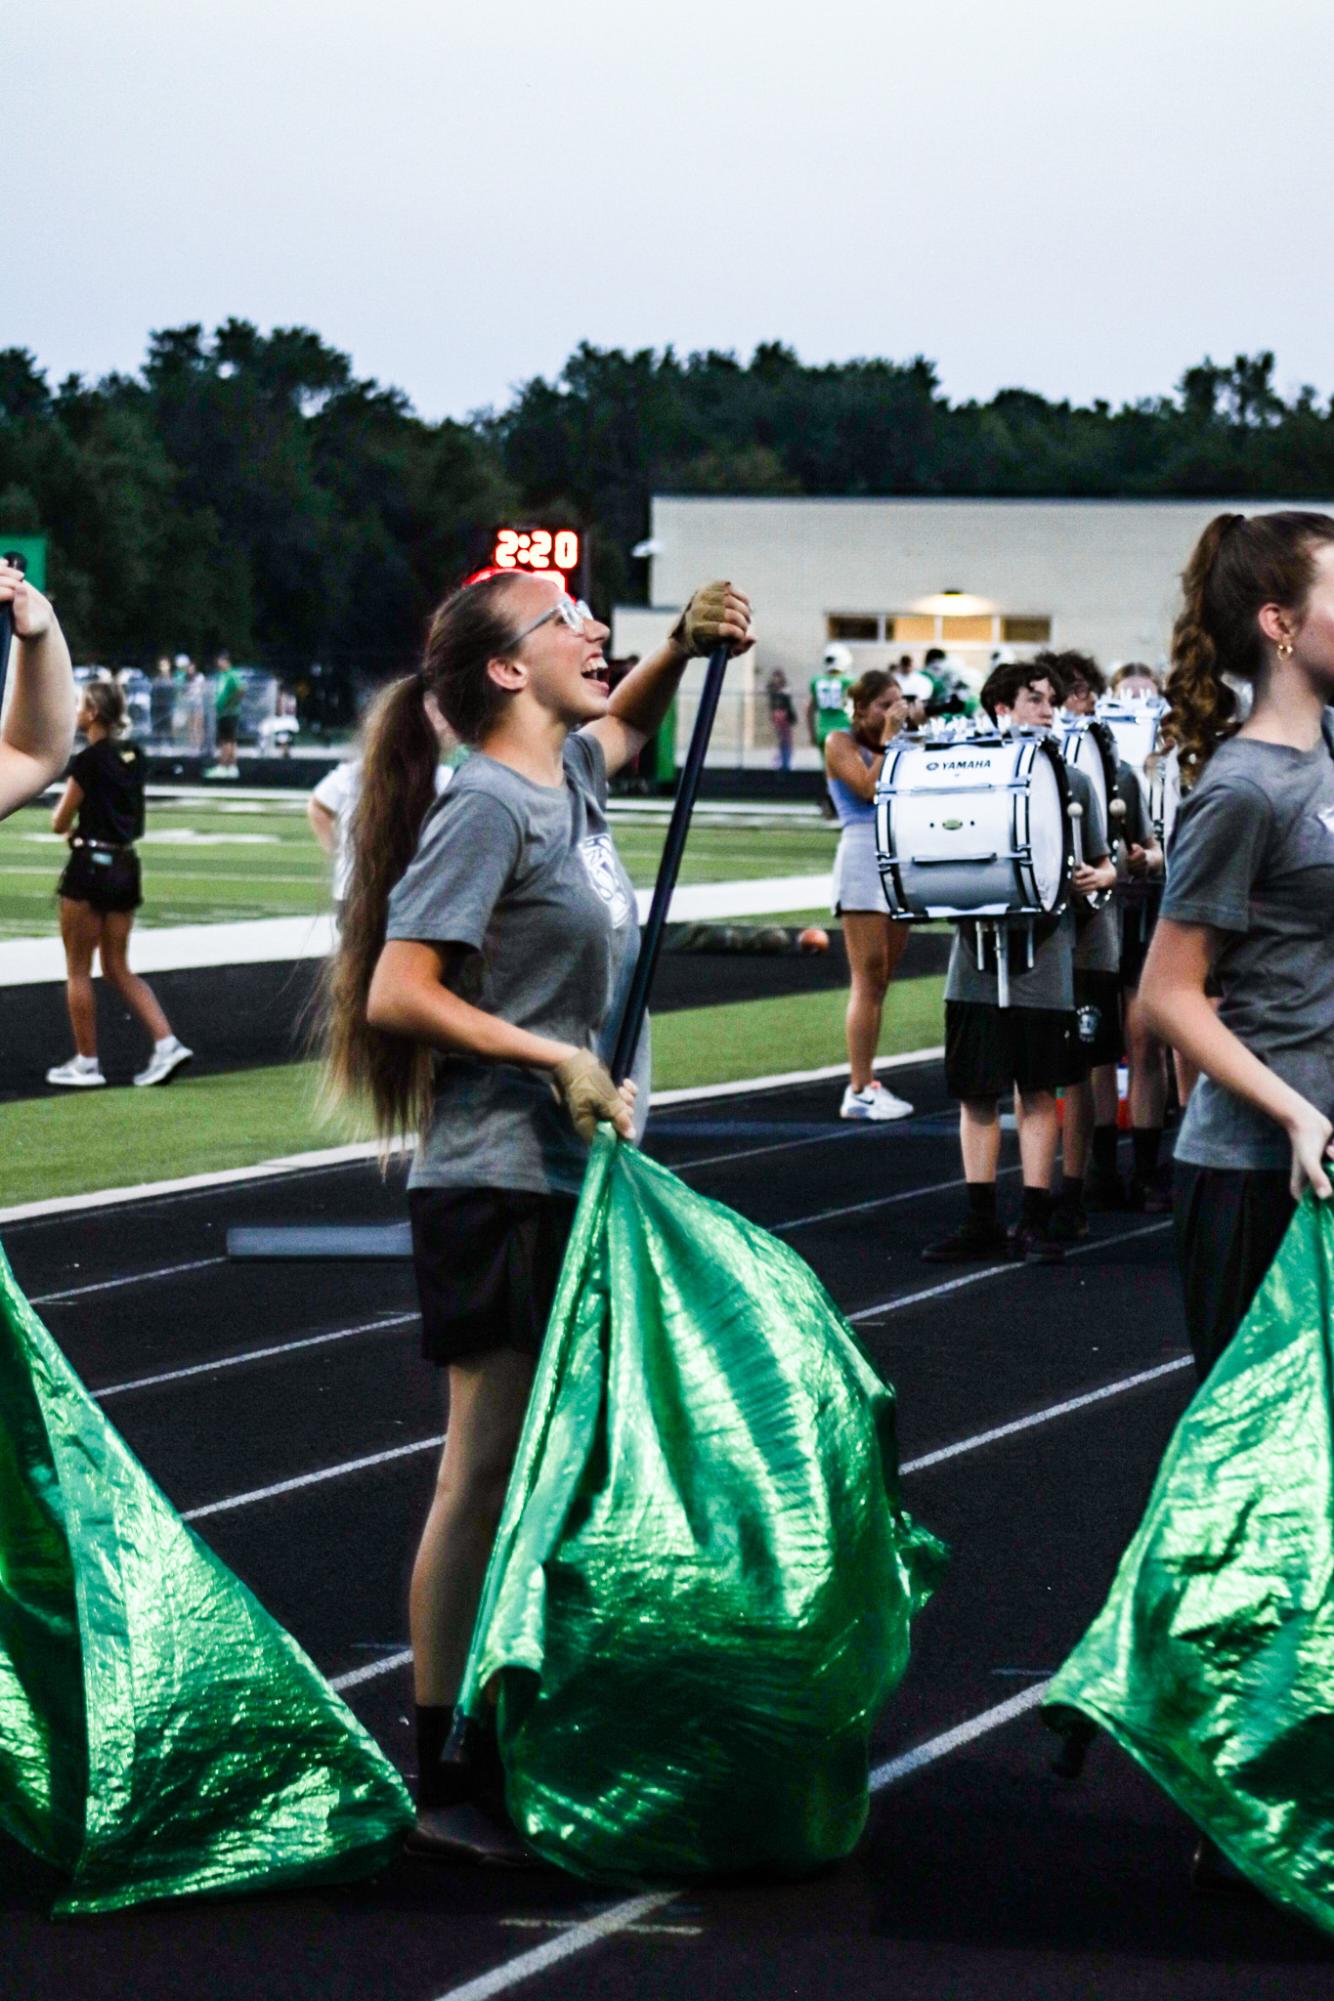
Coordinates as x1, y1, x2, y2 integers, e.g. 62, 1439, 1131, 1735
488, 526, 584, 593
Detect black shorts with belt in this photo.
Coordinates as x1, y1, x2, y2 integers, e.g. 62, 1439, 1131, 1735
408, 1187, 578, 1366
57, 841, 143, 914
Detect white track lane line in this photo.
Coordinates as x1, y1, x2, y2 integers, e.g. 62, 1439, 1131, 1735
848, 1219, 1171, 1323
771, 1165, 1021, 1235
93, 1312, 418, 1401
327, 1329, 1190, 1701
429, 1893, 682, 2001
182, 1433, 444, 1522
899, 1356, 1193, 1476
427, 1684, 1051, 2001
0, 1051, 948, 1229
31, 1255, 228, 1306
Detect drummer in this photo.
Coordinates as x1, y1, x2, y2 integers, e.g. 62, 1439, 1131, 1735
1049, 651, 1161, 1235
923, 660, 1115, 1266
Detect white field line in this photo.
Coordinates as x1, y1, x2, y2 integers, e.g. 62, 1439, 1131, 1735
93, 1312, 418, 1401
771, 1164, 1021, 1235
427, 1685, 1051, 2001
849, 1219, 1172, 1323
0, 1049, 946, 1226
182, 1433, 444, 1522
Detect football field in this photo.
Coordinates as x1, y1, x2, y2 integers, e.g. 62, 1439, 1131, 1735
0, 792, 839, 939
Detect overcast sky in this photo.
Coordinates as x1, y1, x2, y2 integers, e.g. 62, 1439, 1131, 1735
15, 0, 1330, 423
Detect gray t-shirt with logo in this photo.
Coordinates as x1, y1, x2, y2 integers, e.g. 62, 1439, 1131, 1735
386, 730, 648, 1195
945, 763, 1107, 1010
1165, 717, 1334, 1171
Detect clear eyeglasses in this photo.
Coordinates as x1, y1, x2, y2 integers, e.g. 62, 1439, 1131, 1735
508, 596, 595, 648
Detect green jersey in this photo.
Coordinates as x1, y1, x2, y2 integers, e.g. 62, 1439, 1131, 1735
215, 668, 243, 719
809, 672, 851, 744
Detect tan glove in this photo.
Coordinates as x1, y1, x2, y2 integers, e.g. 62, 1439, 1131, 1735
553, 1050, 625, 1143
670, 580, 750, 659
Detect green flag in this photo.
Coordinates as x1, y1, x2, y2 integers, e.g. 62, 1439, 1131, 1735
457, 1131, 946, 1881
0, 1242, 411, 1915
1047, 1193, 1334, 1934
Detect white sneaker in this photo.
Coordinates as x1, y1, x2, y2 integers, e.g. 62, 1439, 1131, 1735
46, 1057, 107, 1089
134, 1040, 194, 1087
839, 1081, 914, 1122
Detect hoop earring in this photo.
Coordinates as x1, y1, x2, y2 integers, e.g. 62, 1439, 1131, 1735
1277, 639, 1294, 659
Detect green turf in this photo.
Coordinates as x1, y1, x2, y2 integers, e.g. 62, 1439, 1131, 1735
0, 976, 942, 1207
0, 796, 837, 938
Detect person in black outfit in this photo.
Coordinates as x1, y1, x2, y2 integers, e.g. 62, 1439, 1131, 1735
47, 679, 193, 1089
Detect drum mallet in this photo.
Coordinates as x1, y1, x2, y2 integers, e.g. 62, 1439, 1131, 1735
0, 549, 27, 716
1108, 794, 1127, 872
1068, 796, 1085, 876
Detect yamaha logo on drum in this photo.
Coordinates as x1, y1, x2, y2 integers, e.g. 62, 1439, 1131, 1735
926, 759, 989, 772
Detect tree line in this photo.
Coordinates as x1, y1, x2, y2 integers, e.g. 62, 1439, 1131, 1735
3, 327, 1332, 676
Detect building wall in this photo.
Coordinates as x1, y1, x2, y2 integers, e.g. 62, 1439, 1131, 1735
610, 495, 1334, 768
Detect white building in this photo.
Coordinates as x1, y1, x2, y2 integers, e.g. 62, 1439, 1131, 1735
612, 495, 1331, 767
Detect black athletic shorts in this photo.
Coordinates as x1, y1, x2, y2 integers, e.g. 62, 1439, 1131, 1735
57, 844, 142, 914
215, 713, 239, 746
1073, 969, 1123, 1069
1173, 1163, 1294, 1381
944, 1000, 1083, 1101
408, 1187, 578, 1366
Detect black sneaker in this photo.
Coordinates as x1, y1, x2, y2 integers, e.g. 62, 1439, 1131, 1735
1009, 1222, 1066, 1265
921, 1216, 1009, 1264
1085, 1169, 1129, 1211
406, 1801, 538, 1868
1048, 1200, 1089, 1243
1127, 1175, 1173, 1216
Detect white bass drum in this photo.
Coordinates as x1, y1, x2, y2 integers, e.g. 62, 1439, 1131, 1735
1096, 697, 1179, 847
875, 730, 1071, 920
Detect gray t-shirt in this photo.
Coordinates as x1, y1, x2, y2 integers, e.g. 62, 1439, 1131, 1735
1165, 717, 1334, 1170
945, 763, 1107, 1010
386, 731, 649, 1195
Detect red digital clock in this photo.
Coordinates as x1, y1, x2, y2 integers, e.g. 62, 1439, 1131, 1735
491, 527, 582, 586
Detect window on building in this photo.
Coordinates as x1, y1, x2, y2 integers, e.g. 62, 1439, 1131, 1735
826, 615, 880, 642
886, 614, 935, 644
1001, 615, 1053, 644
940, 614, 993, 644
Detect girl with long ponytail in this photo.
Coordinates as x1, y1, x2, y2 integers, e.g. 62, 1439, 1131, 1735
321, 567, 753, 1864
1142, 509, 1334, 1379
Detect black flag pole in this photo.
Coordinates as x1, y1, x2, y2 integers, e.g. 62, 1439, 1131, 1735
610, 641, 731, 1086
0, 550, 28, 715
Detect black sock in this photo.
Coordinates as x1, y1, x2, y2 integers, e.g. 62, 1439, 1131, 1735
1020, 1185, 1052, 1226
1091, 1124, 1119, 1177
1131, 1126, 1161, 1179
415, 1704, 456, 1810
966, 1181, 997, 1221
1060, 1173, 1085, 1208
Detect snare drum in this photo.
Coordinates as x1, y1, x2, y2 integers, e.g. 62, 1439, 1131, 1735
875, 729, 1071, 920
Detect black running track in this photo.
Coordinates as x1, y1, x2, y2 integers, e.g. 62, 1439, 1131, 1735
3, 1061, 1329, 1999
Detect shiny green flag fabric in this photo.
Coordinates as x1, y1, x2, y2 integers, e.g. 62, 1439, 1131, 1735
458, 1130, 946, 1882
1046, 1193, 1334, 1935
0, 1240, 411, 1915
